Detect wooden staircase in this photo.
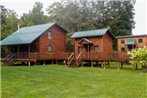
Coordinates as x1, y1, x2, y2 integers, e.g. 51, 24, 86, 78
1, 53, 16, 65
67, 51, 82, 67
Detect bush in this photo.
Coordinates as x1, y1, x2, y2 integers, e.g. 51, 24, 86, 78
128, 46, 147, 72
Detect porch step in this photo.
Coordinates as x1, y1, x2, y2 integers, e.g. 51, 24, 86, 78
2, 53, 16, 66
70, 59, 76, 67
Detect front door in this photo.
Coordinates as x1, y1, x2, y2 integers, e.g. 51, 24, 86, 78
83, 44, 90, 58
127, 45, 136, 51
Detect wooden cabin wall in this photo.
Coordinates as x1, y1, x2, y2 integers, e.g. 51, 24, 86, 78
74, 37, 103, 58
102, 32, 113, 59
117, 36, 147, 53
38, 25, 66, 53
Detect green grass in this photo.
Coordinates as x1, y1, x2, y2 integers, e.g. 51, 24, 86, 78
1, 62, 147, 98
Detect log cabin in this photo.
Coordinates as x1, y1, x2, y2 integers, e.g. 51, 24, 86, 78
116, 34, 147, 59
1, 22, 69, 66
68, 28, 115, 67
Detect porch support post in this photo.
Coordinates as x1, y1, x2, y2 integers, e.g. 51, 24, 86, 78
102, 61, 106, 69
91, 60, 93, 68
81, 61, 83, 67
34, 61, 36, 66
28, 44, 30, 59
17, 46, 19, 58
64, 60, 66, 66
96, 61, 98, 67
43, 60, 45, 66
56, 60, 58, 64
108, 61, 110, 67
88, 44, 89, 58
28, 62, 30, 66
8, 46, 11, 53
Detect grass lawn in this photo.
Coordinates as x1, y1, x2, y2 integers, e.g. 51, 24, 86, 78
1, 62, 147, 98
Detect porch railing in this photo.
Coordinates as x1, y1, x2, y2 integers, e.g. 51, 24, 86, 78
1, 51, 129, 61
81, 52, 113, 60
1, 52, 69, 60
81, 52, 128, 61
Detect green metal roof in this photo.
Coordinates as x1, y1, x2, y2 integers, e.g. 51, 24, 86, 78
116, 34, 147, 38
1, 22, 67, 46
71, 28, 115, 38
79, 38, 93, 44
125, 39, 135, 45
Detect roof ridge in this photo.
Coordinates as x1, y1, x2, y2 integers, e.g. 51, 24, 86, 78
20, 22, 55, 29
116, 34, 147, 38
75, 28, 108, 33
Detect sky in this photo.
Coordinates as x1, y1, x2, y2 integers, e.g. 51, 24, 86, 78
1, 0, 146, 35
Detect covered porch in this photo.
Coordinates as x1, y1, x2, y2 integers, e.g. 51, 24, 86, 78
1, 44, 69, 65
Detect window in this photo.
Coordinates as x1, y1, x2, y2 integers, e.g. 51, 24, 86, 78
48, 45, 52, 52
94, 46, 99, 52
138, 39, 143, 43
121, 47, 125, 52
121, 40, 125, 44
48, 31, 52, 39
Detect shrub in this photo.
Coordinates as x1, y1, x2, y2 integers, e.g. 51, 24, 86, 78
128, 46, 147, 72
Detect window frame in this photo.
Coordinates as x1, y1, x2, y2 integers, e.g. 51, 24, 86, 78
48, 31, 52, 39
138, 38, 143, 43
121, 47, 125, 52
94, 46, 99, 53
121, 40, 125, 44
48, 45, 52, 52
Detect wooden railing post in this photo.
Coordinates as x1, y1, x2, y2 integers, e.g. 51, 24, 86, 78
28, 44, 30, 59
17, 46, 19, 59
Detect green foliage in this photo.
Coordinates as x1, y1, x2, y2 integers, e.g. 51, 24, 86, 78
1, 5, 18, 39
47, 0, 135, 35
47, 0, 135, 51
128, 47, 147, 70
20, 2, 48, 27
66, 34, 74, 52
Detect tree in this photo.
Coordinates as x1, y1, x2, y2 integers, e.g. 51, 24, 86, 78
128, 47, 147, 72
47, 0, 135, 51
19, 2, 48, 27
1, 5, 18, 40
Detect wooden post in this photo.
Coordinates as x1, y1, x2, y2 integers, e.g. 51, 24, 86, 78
91, 60, 93, 68
17, 46, 19, 58
52, 60, 54, 64
64, 60, 66, 66
28, 62, 30, 66
88, 44, 89, 58
103, 61, 106, 69
28, 44, 30, 59
56, 60, 58, 65
81, 61, 83, 67
108, 61, 109, 67
118, 61, 120, 69
7, 46, 10, 53
118, 61, 123, 69
96, 61, 98, 67
34, 61, 36, 66
43, 61, 45, 66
